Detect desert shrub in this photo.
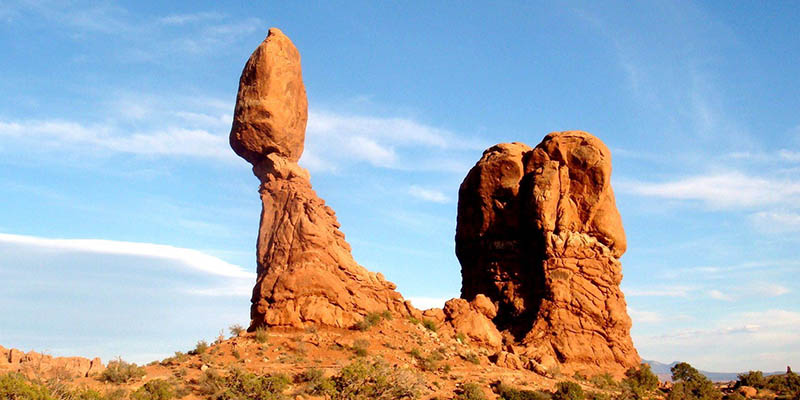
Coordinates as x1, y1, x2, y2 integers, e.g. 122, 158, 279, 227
199, 367, 289, 400
131, 379, 176, 400
723, 393, 745, 400
573, 372, 587, 382
190, 340, 209, 355
456, 383, 487, 400
462, 351, 481, 365
589, 373, 617, 389
736, 371, 765, 388
765, 371, 800, 396
422, 319, 438, 332
552, 381, 585, 400
355, 311, 393, 331
408, 348, 445, 372
496, 382, 551, 400
231, 349, 241, 359
162, 351, 188, 366
254, 326, 269, 344
620, 363, 659, 399
0, 372, 52, 400
296, 368, 336, 397
456, 332, 467, 343
100, 358, 146, 384
229, 324, 245, 337
667, 362, 721, 400
352, 339, 370, 357
408, 316, 421, 325
585, 391, 610, 400
332, 359, 422, 400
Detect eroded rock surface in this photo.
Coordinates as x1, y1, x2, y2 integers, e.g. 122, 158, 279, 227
455, 131, 639, 375
231, 28, 411, 330
0, 345, 105, 378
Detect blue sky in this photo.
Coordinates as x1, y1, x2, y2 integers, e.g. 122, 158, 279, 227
1, 1, 798, 372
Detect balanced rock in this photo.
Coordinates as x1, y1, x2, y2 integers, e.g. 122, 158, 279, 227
230, 28, 308, 164
455, 131, 639, 375
231, 29, 412, 329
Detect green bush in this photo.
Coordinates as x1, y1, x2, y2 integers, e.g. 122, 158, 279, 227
462, 352, 481, 365
552, 381, 585, 400
352, 339, 369, 357
229, 324, 245, 337
667, 362, 721, 400
100, 358, 146, 384
723, 393, 745, 400
408, 348, 445, 372
199, 367, 289, 400
422, 319, 438, 333
589, 373, 617, 390
190, 340, 209, 355
765, 371, 800, 396
332, 359, 422, 400
0, 373, 52, 400
736, 371, 765, 388
496, 382, 551, 400
254, 326, 269, 344
620, 363, 659, 399
131, 379, 176, 400
585, 391, 609, 400
355, 311, 393, 331
456, 383, 487, 400
296, 368, 336, 397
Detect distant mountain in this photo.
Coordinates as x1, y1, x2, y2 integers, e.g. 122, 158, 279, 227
643, 360, 784, 382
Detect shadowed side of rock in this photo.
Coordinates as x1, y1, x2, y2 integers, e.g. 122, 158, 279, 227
230, 28, 413, 330
455, 131, 639, 376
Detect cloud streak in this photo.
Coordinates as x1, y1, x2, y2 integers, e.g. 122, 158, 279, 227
619, 171, 800, 209
0, 233, 254, 279
302, 110, 487, 172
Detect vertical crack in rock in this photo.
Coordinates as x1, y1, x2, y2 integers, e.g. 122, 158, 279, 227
456, 132, 640, 375
230, 28, 413, 330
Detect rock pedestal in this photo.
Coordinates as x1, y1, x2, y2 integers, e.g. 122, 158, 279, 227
231, 28, 411, 330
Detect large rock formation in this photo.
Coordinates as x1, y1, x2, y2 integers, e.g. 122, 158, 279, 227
0, 345, 105, 379
456, 131, 639, 375
232, 28, 412, 330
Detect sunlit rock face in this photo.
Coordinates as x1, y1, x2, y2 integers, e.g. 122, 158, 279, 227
456, 131, 639, 375
230, 28, 413, 330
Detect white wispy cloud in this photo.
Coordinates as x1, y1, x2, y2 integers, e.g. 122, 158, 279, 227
0, 119, 234, 161
634, 309, 800, 371
408, 185, 450, 204
624, 285, 693, 298
749, 211, 800, 233
302, 110, 487, 172
158, 12, 223, 26
619, 171, 800, 209
708, 289, 733, 301
628, 308, 663, 324
0, 232, 254, 279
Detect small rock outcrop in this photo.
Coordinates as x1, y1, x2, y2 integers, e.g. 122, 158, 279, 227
231, 28, 412, 330
0, 345, 105, 378
456, 131, 639, 375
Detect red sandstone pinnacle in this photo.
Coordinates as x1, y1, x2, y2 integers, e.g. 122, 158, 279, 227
230, 29, 413, 330
455, 131, 639, 375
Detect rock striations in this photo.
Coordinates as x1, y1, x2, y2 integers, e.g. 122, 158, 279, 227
231, 28, 412, 330
456, 131, 639, 375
